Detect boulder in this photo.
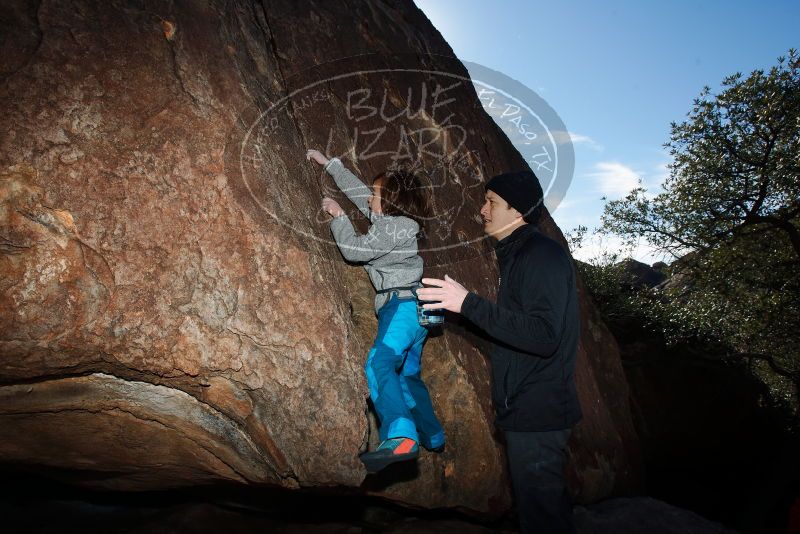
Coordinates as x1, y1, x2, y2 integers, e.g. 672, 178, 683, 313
0, 0, 641, 513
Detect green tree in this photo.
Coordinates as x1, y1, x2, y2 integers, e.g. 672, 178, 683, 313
603, 49, 799, 260
597, 50, 800, 403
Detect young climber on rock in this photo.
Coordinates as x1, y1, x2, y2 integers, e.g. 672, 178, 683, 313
306, 148, 445, 473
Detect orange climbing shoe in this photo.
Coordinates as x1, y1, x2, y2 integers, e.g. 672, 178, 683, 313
359, 438, 419, 473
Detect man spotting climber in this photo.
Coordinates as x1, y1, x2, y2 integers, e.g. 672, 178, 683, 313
416, 171, 582, 534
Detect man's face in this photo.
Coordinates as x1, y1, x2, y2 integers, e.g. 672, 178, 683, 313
480, 189, 523, 239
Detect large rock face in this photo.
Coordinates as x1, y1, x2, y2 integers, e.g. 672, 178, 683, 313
0, 0, 641, 513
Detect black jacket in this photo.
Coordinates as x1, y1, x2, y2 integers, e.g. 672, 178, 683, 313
461, 224, 582, 431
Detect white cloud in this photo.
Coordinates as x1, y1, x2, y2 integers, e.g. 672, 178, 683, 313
586, 161, 641, 198
568, 133, 593, 144
570, 232, 669, 265
646, 161, 671, 197
652, 162, 669, 182
550, 197, 589, 212
551, 131, 603, 151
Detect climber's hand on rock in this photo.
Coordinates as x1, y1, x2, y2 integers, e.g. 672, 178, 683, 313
322, 197, 344, 218
306, 149, 329, 166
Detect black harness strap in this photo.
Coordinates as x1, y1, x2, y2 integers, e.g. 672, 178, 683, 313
376, 285, 418, 294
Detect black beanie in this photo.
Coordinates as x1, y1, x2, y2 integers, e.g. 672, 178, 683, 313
485, 171, 544, 223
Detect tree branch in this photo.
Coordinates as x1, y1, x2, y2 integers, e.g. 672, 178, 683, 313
746, 215, 800, 259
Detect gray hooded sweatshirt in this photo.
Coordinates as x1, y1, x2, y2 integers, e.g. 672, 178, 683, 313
324, 158, 423, 314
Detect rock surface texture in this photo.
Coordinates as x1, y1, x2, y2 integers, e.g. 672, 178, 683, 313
0, 0, 641, 513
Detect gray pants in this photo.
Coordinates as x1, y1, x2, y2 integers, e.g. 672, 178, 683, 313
504, 429, 575, 534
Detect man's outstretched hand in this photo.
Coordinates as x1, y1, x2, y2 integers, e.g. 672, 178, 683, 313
417, 275, 469, 314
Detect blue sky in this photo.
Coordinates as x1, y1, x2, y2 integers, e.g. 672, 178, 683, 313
415, 0, 799, 262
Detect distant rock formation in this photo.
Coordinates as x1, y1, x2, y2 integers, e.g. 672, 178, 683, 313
0, 0, 641, 512
617, 259, 667, 289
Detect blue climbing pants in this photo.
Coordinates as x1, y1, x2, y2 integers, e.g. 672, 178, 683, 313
364, 294, 445, 449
